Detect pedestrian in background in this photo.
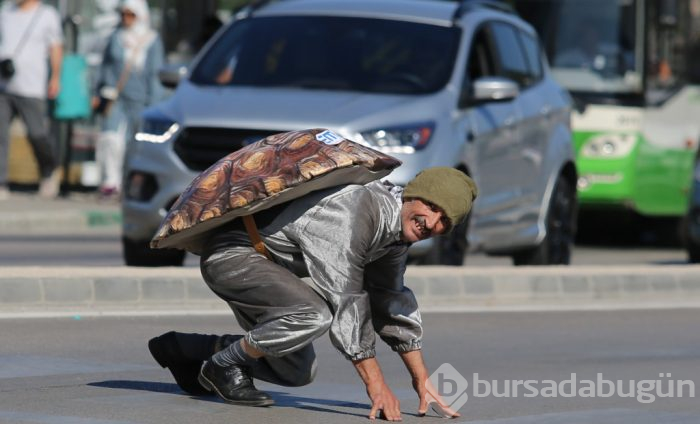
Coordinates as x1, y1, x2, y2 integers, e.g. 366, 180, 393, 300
93, 0, 164, 199
0, 0, 63, 200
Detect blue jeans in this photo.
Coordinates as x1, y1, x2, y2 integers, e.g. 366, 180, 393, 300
0, 92, 56, 185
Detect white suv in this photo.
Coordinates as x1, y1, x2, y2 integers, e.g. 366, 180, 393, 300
122, 0, 577, 266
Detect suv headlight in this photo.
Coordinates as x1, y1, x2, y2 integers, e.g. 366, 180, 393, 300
360, 123, 434, 154
579, 133, 637, 158
135, 111, 180, 144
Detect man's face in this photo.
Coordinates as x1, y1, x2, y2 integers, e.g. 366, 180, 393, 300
400, 198, 450, 243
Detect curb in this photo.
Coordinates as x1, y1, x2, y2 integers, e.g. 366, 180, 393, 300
1, 265, 700, 317
0, 209, 121, 234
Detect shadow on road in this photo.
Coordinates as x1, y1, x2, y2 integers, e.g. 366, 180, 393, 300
89, 380, 181, 394
89, 380, 395, 419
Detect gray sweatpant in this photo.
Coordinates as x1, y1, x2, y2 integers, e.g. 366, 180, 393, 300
0, 93, 56, 185
200, 245, 334, 387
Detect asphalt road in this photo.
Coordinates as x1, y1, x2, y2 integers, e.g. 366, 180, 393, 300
1, 310, 698, 423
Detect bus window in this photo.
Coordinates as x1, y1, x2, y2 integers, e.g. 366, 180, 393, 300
646, 0, 696, 96
516, 0, 641, 94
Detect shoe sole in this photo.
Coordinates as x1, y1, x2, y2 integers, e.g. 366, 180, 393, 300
198, 371, 275, 407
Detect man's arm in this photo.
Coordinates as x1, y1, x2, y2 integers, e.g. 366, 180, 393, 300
353, 357, 402, 421
287, 187, 401, 418
47, 42, 62, 99
286, 186, 379, 360
46, 6, 63, 100
399, 350, 429, 413
364, 245, 422, 353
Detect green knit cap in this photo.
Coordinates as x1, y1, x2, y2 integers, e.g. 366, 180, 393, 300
402, 167, 478, 231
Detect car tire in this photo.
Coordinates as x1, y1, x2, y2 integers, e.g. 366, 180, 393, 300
688, 241, 700, 263
682, 212, 700, 263
122, 237, 186, 267
512, 175, 577, 266
420, 215, 469, 266
685, 157, 700, 263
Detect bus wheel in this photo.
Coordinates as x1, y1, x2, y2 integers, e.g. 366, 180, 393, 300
513, 175, 577, 266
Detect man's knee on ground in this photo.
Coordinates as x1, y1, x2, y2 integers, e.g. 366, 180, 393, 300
291, 359, 317, 387
274, 357, 318, 387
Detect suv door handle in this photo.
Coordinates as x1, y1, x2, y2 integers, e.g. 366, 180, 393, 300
465, 128, 474, 143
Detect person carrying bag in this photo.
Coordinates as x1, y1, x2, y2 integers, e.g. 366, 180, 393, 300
93, 34, 145, 118
0, 5, 43, 79
93, 0, 164, 198
0, 0, 63, 200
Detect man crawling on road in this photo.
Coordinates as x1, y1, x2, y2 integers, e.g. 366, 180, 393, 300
148, 167, 477, 421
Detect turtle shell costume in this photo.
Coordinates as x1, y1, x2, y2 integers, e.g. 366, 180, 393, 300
150, 128, 401, 254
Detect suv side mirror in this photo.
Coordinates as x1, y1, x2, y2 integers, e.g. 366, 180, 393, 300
158, 64, 188, 89
462, 77, 520, 107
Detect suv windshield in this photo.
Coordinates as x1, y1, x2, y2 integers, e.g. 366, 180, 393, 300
517, 0, 641, 94
190, 16, 461, 95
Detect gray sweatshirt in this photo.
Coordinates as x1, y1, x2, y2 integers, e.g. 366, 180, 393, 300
204, 180, 423, 361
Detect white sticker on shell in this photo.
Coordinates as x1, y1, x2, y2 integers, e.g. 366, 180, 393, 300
315, 130, 344, 145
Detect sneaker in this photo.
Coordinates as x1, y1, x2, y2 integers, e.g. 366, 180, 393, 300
38, 169, 61, 199
0, 185, 9, 200
99, 186, 121, 202
198, 361, 274, 406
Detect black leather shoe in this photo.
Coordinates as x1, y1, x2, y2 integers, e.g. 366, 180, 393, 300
148, 332, 211, 396
198, 361, 274, 406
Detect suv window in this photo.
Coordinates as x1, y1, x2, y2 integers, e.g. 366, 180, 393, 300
490, 21, 530, 86
467, 26, 498, 81
518, 30, 544, 83
190, 16, 461, 95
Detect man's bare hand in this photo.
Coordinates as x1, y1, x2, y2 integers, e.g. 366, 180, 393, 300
399, 350, 460, 418
353, 357, 402, 421
415, 377, 460, 418
367, 380, 402, 421
48, 76, 60, 100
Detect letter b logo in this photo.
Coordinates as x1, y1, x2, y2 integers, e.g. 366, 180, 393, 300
428, 363, 469, 411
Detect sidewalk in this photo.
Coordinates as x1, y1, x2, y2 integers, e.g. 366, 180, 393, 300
1, 193, 700, 317
1, 265, 700, 317
0, 191, 121, 234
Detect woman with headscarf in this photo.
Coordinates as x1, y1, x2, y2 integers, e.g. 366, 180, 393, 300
94, 0, 164, 198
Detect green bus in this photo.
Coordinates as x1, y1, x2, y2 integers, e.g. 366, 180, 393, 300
514, 0, 700, 218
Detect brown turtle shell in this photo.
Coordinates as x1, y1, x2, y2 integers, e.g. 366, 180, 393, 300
150, 128, 401, 253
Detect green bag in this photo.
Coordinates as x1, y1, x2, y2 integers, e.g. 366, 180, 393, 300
53, 53, 91, 120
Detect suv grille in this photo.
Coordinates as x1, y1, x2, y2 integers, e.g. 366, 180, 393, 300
173, 127, 283, 171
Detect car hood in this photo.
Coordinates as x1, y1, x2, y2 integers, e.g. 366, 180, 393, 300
160, 81, 437, 132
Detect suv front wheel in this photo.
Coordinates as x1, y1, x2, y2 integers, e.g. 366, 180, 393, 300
122, 237, 186, 267
512, 175, 577, 266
